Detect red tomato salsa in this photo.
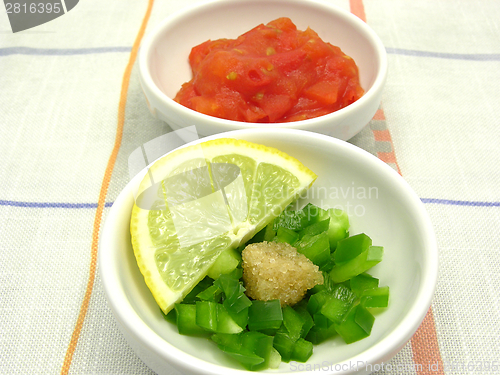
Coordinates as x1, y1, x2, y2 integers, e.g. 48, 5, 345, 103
174, 17, 364, 123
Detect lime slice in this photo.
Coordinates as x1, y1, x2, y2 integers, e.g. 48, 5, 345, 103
130, 138, 317, 314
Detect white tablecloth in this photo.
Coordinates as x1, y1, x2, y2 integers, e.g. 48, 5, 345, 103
1, 0, 499, 373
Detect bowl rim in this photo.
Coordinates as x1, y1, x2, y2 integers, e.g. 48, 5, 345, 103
137, 0, 388, 129
99, 128, 438, 375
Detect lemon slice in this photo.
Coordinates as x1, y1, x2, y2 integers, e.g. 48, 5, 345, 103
130, 138, 316, 314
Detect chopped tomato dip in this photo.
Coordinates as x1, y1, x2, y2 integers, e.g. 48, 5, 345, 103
174, 17, 364, 123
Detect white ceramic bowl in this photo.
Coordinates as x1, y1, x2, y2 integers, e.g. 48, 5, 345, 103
138, 0, 387, 141
100, 128, 438, 375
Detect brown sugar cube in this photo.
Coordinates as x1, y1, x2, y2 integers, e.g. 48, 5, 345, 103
241, 241, 323, 306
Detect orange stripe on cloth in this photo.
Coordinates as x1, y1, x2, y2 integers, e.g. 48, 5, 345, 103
350, 1, 443, 374
60, 1, 155, 374
373, 108, 385, 120
349, 0, 367, 22
411, 308, 445, 374
373, 129, 392, 142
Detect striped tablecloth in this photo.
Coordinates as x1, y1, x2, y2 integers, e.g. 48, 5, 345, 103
1, 0, 499, 374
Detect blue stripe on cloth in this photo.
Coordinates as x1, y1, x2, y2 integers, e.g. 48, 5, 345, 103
1, 198, 498, 209
1, 46, 499, 61
0, 46, 131, 57
0, 200, 113, 208
420, 198, 500, 207
386, 47, 500, 61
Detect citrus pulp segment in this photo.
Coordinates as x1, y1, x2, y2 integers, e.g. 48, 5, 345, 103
130, 138, 317, 314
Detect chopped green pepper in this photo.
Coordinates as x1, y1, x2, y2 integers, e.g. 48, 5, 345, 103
350, 273, 379, 296
183, 276, 213, 304
211, 333, 265, 370
298, 219, 330, 239
293, 302, 314, 338
320, 284, 357, 324
195, 301, 218, 332
330, 245, 383, 283
275, 226, 299, 245
248, 221, 276, 244
166, 203, 390, 370
197, 283, 223, 302
305, 323, 338, 345
242, 331, 277, 371
248, 300, 283, 333
291, 338, 313, 362
334, 304, 372, 344
282, 305, 305, 341
207, 248, 241, 279
354, 304, 375, 334
175, 304, 210, 337
215, 274, 252, 313
273, 330, 295, 362
273, 203, 323, 231
295, 232, 331, 268
360, 286, 390, 308
321, 208, 350, 249
334, 233, 372, 263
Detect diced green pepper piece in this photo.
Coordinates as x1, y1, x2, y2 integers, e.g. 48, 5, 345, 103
334, 233, 372, 263
215, 274, 251, 313
361, 286, 390, 308
354, 304, 375, 334
183, 276, 213, 304
225, 304, 249, 329
207, 248, 241, 280
350, 273, 379, 297
329, 245, 383, 283
224, 290, 252, 315
242, 331, 276, 371
293, 302, 314, 338
273, 203, 324, 232
174, 304, 209, 337
295, 232, 331, 268
282, 305, 305, 341
273, 330, 295, 362
196, 283, 223, 302
268, 347, 282, 369
248, 221, 276, 244
211, 332, 241, 347
160, 307, 176, 324
312, 312, 333, 329
212, 333, 265, 370
318, 253, 335, 273
321, 208, 350, 249
195, 301, 218, 332
226, 267, 243, 280
273, 208, 309, 231
298, 219, 330, 239
216, 303, 245, 333
302, 203, 327, 221
291, 338, 313, 362
320, 284, 357, 324
334, 304, 370, 344
195, 301, 244, 334
306, 289, 331, 316
305, 323, 338, 345
248, 300, 283, 332
276, 226, 299, 245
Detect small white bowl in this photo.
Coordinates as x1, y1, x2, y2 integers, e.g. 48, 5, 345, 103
100, 128, 438, 375
138, 0, 387, 140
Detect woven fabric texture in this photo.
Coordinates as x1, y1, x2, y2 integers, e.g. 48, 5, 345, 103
1, 0, 499, 374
